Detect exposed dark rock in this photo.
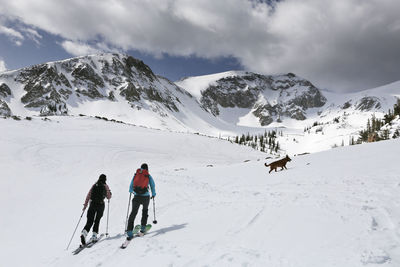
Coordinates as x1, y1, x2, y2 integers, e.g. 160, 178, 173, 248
108, 91, 116, 101
21, 83, 52, 104
145, 87, 179, 112
342, 101, 352, 109
0, 83, 11, 98
0, 100, 11, 116
356, 97, 381, 111
120, 82, 141, 102
253, 104, 275, 126
71, 63, 105, 99
125, 56, 156, 82
288, 87, 326, 108
197, 72, 326, 125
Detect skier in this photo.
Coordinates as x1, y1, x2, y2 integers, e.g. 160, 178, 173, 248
80, 174, 112, 245
126, 163, 156, 240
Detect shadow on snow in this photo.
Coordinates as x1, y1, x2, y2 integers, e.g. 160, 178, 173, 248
148, 223, 188, 237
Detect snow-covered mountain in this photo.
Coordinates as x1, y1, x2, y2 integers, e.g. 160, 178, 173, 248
177, 71, 400, 154
177, 71, 400, 128
177, 71, 327, 126
1, 54, 400, 154
0, 53, 241, 134
1, 116, 400, 266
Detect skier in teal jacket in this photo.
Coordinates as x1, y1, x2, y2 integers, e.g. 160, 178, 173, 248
126, 163, 156, 240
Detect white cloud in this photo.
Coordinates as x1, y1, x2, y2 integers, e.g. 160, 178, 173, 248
0, 59, 7, 72
60, 40, 101, 56
21, 27, 42, 45
0, 25, 24, 46
1, 0, 400, 92
60, 40, 120, 57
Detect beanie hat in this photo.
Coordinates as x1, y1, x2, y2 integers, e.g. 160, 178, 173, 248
98, 174, 107, 184
141, 163, 148, 170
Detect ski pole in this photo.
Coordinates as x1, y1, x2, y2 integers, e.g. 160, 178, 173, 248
66, 209, 85, 250
106, 199, 110, 237
124, 193, 132, 232
152, 197, 158, 224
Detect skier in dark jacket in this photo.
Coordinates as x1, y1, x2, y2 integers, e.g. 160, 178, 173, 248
80, 174, 112, 245
126, 163, 156, 240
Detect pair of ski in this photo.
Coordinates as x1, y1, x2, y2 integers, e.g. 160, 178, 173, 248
72, 233, 105, 255
120, 224, 152, 249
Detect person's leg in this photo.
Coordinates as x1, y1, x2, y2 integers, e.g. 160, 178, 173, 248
140, 196, 150, 229
127, 197, 141, 232
83, 205, 96, 232
92, 203, 105, 234
81, 204, 95, 244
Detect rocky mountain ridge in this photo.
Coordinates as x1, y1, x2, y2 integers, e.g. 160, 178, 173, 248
185, 71, 327, 125
0, 53, 190, 118
1, 53, 399, 136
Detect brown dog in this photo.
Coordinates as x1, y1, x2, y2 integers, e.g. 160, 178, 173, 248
265, 155, 291, 173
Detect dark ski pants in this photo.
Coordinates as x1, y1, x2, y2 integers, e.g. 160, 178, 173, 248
83, 202, 105, 234
127, 195, 150, 232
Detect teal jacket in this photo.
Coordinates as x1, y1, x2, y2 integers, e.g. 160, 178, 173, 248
129, 169, 156, 197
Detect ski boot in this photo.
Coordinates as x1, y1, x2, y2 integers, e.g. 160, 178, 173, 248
80, 229, 88, 246
126, 230, 134, 241
89, 232, 98, 243
138, 225, 146, 237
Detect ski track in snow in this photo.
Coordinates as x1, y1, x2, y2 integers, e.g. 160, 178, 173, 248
1, 117, 400, 266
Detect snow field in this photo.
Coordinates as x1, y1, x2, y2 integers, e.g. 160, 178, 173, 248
1, 116, 400, 266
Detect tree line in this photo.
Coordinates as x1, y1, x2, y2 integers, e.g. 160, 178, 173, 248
358, 99, 400, 143
231, 130, 283, 153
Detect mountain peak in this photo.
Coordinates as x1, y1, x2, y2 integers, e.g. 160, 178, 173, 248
177, 70, 326, 125
0, 53, 183, 120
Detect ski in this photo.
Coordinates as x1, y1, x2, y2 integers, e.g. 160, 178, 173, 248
72, 233, 105, 255
120, 239, 131, 249
120, 225, 141, 249
86, 233, 105, 248
120, 224, 152, 249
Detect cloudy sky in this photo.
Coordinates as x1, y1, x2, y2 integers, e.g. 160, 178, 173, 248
0, 0, 399, 92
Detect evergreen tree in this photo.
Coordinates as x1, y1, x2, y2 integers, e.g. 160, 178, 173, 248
393, 129, 400, 139
246, 132, 251, 142
381, 129, 390, 140
240, 134, 245, 144
384, 109, 395, 124
394, 99, 400, 116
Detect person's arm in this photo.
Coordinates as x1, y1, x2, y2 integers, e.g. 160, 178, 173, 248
105, 184, 112, 199
83, 185, 94, 210
149, 175, 156, 198
129, 175, 135, 193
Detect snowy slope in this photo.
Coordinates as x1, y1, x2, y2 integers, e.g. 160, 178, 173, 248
0, 54, 282, 139
1, 54, 400, 155
0, 54, 242, 136
1, 117, 400, 267
177, 71, 400, 130
177, 72, 400, 154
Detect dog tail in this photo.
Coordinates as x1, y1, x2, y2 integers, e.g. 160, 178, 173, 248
264, 163, 269, 167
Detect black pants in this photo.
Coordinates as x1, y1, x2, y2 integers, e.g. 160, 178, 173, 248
83, 202, 105, 233
127, 195, 150, 232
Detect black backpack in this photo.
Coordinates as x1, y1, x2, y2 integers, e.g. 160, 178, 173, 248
91, 183, 106, 203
